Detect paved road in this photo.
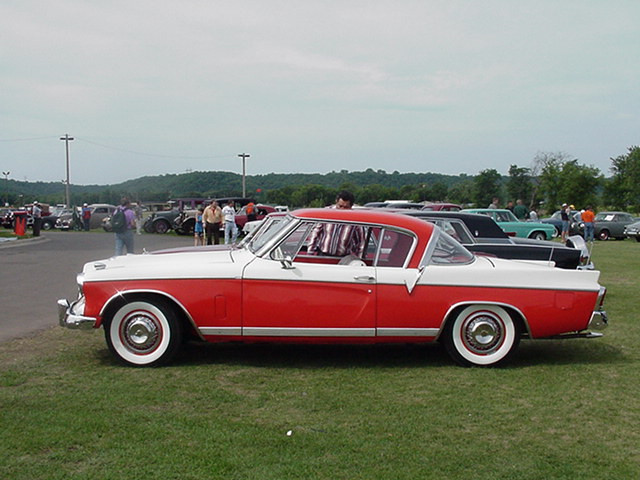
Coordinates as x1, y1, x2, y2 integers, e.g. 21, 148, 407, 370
0, 231, 192, 343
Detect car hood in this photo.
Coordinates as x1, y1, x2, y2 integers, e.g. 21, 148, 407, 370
81, 246, 251, 282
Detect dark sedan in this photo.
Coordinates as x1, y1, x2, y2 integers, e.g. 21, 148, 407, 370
402, 211, 592, 270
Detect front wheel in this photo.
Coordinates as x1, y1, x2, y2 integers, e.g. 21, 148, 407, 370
154, 220, 170, 234
105, 297, 183, 367
443, 305, 520, 367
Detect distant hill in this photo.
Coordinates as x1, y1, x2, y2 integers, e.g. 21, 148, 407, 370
4, 169, 471, 205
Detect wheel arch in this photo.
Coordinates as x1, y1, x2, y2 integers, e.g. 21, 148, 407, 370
99, 289, 203, 340
436, 301, 531, 341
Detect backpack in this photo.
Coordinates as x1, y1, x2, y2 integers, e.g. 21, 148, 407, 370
111, 208, 127, 233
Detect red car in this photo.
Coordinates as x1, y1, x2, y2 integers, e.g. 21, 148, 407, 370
58, 208, 608, 368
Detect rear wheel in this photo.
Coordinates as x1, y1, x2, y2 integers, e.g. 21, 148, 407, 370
104, 297, 183, 367
598, 229, 610, 241
443, 305, 520, 367
529, 231, 546, 241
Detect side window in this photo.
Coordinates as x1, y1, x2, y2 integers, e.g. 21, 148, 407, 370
375, 229, 414, 268
276, 222, 314, 259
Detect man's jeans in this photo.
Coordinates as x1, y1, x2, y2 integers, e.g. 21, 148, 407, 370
224, 222, 238, 244
115, 229, 135, 256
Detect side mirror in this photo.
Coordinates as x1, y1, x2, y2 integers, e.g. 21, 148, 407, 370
271, 248, 295, 269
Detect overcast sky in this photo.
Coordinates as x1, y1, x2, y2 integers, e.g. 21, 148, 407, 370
1, 1, 638, 185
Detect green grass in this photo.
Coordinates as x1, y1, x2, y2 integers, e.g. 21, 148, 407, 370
1, 241, 639, 479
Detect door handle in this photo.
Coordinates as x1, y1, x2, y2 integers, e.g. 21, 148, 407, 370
354, 275, 375, 282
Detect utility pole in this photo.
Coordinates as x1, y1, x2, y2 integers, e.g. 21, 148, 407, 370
238, 153, 250, 197
60, 134, 74, 207
2, 171, 9, 207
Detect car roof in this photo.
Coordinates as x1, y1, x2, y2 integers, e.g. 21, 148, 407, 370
402, 210, 509, 238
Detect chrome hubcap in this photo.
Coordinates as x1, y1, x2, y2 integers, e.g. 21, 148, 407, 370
463, 314, 503, 354
122, 315, 160, 353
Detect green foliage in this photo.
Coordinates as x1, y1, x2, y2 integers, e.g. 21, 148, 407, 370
604, 146, 640, 211
539, 157, 602, 212
506, 165, 533, 207
473, 169, 502, 208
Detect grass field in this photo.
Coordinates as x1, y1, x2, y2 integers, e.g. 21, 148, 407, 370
1, 240, 639, 479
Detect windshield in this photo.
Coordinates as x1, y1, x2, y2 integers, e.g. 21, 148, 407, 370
245, 215, 294, 253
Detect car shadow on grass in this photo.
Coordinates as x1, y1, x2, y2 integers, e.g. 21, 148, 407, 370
154, 337, 624, 370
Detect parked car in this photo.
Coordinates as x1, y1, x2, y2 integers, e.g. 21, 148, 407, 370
402, 211, 592, 269
623, 220, 640, 242
463, 208, 556, 240
364, 201, 424, 209
540, 210, 582, 236
143, 209, 181, 234
421, 203, 462, 212
584, 211, 637, 241
58, 208, 607, 368
55, 204, 117, 230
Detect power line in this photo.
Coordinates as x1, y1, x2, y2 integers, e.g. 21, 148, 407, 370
76, 138, 236, 160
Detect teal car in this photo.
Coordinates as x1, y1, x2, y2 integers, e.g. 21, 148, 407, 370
462, 208, 557, 240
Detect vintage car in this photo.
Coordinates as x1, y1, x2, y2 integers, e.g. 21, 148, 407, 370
402, 211, 592, 269
143, 209, 181, 234
463, 208, 557, 240
623, 220, 640, 242
541, 209, 582, 236
58, 209, 607, 368
420, 202, 462, 212
55, 204, 117, 230
582, 211, 637, 241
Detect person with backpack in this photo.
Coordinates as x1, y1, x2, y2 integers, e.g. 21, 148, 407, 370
112, 197, 136, 256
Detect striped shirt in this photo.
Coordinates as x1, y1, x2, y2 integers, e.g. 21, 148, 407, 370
307, 222, 366, 257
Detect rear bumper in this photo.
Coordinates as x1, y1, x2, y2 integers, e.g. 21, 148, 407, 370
588, 310, 608, 330
57, 297, 97, 329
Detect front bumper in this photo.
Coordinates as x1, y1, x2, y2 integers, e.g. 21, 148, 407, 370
57, 296, 97, 329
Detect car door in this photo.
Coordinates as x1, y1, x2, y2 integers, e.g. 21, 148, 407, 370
241, 220, 377, 338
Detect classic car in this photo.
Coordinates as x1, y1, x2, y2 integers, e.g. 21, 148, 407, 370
420, 202, 462, 212
401, 211, 592, 269
55, 204, 117, 230
143, 209, 181, 234
623, 220, 640, 242
463, 208, 557, 240
540, 210, 582, 236
58, 208, 608, 368
582, 211, 637, 241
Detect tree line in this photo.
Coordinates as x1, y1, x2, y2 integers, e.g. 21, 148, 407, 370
4, 147, 639, 214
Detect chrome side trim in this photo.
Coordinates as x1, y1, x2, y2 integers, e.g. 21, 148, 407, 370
377, 328, 439, 337
199, 326, 242, 336
243, 327, 375, 337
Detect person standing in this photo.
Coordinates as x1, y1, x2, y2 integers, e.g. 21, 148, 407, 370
488, 197, 500, 209
222, 200, 238, 244
113, 197, 136, 256
581, 206, 595, 242
513, 199, 528, 220
32, 201, 42, 237
194, 206, 204, 246
134, 203, 143, 235
529, 206, 539, 221
81, 203, 91, 231
560, 203, 571, 242
203, 200, 223, 245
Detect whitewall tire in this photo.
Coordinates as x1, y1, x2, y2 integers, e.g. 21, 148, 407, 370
444, 305, 520, 367
105, 298, 182, 367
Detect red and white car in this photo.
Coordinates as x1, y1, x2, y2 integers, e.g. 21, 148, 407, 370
58, 209, 608, 367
